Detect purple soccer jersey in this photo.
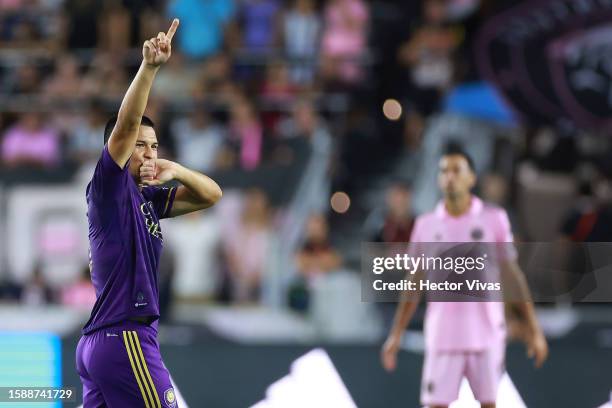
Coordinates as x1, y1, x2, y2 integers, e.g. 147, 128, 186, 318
82, 146, 177, 335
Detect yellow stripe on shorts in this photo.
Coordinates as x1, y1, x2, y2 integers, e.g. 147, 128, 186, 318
126, 331, 158, 408
132, 330, 162, 408
122, 331, 152, 408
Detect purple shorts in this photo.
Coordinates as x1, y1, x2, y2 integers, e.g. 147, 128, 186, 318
76, 320, 178, 408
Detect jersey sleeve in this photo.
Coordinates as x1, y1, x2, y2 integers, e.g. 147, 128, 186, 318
142, 186, 178, 219
88, 146, 130, 201
493, 208, 518, 261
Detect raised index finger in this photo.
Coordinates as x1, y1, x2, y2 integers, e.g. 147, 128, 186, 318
166, 18, 179, 41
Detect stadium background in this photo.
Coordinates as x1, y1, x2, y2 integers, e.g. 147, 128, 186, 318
0, 0, 611, 406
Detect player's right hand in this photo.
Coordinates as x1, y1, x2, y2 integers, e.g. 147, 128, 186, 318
143, 18, 179, 67
140, 160, 156, 183
527, 331, 549, 369
381, 336, 401, 372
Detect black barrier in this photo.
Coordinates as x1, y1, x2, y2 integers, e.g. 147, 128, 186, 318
62, 326, 612, 408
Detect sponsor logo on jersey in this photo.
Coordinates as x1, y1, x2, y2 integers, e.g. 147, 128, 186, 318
140, 201, 163, 241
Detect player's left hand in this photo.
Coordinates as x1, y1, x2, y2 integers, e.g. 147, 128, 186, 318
140, 159, 179, 186
381, 335, 401, 372
526, 331, 548, 369
143, 18, 179, 67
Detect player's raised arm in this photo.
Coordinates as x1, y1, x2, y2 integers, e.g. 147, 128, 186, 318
107, 18, 179, 168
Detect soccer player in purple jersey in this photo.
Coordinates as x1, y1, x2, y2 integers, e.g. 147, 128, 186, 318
75, 19, 222, 407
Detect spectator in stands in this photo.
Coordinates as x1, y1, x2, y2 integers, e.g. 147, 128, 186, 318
277, 98, 332, 157
0, 14, 44, 50
561, 177, 612, 242
170, 108, 225, 173
371, 184, 414, 243
60, 265, 96, 309
168, 0, 236, 60
196, 52, 234, 99
42, 55, 83, 99
367, 183, 414, 330
290, 213, 342, 311
0, 0, 60, 50
67, 99, 107, 165
81, 52, 129, 99
138, 3, 168, 46
230, 0, 280, 53
282, 0, 321, 85
295, 213, 342, 282
260, 61, 297, 104
402, 109, 425, 150
557, 176, 612, 299
320, 0, 369, 85
1, 112, 61, 168
20, 264, 54, 306
3, 63, 41, 95
42, 55, 86, 136
397, 0, 460, 115
260, 61, 298, 130
151, 51, 201, 101
97, 0, 132, 55
219, 188, 273, 303
227, 96, 263, 171
480, 172, 510, 207
278, 98, 315, 139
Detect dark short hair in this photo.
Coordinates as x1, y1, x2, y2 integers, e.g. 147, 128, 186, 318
442, 140, 476, 172
103, 115, 155, 145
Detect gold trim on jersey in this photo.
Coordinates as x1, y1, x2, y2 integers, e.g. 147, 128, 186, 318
163, 187, 175, 217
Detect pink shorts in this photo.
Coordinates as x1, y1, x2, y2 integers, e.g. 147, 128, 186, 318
421, 346, 505, 406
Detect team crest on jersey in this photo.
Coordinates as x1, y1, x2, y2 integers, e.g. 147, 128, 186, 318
426, 381, 435, 393
471, 227, 484, 241
164, 388, 177, 407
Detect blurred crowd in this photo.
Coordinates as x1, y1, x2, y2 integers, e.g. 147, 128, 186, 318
0, 0, 372, 174
1, 0, 612, 316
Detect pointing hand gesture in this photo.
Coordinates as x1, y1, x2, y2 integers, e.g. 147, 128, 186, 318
143, 18, 179, 67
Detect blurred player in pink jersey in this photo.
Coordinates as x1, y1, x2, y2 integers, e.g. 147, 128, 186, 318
381, 145, 548, 408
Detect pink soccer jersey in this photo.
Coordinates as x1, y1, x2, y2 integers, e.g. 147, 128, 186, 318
410, 196, 516, 352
